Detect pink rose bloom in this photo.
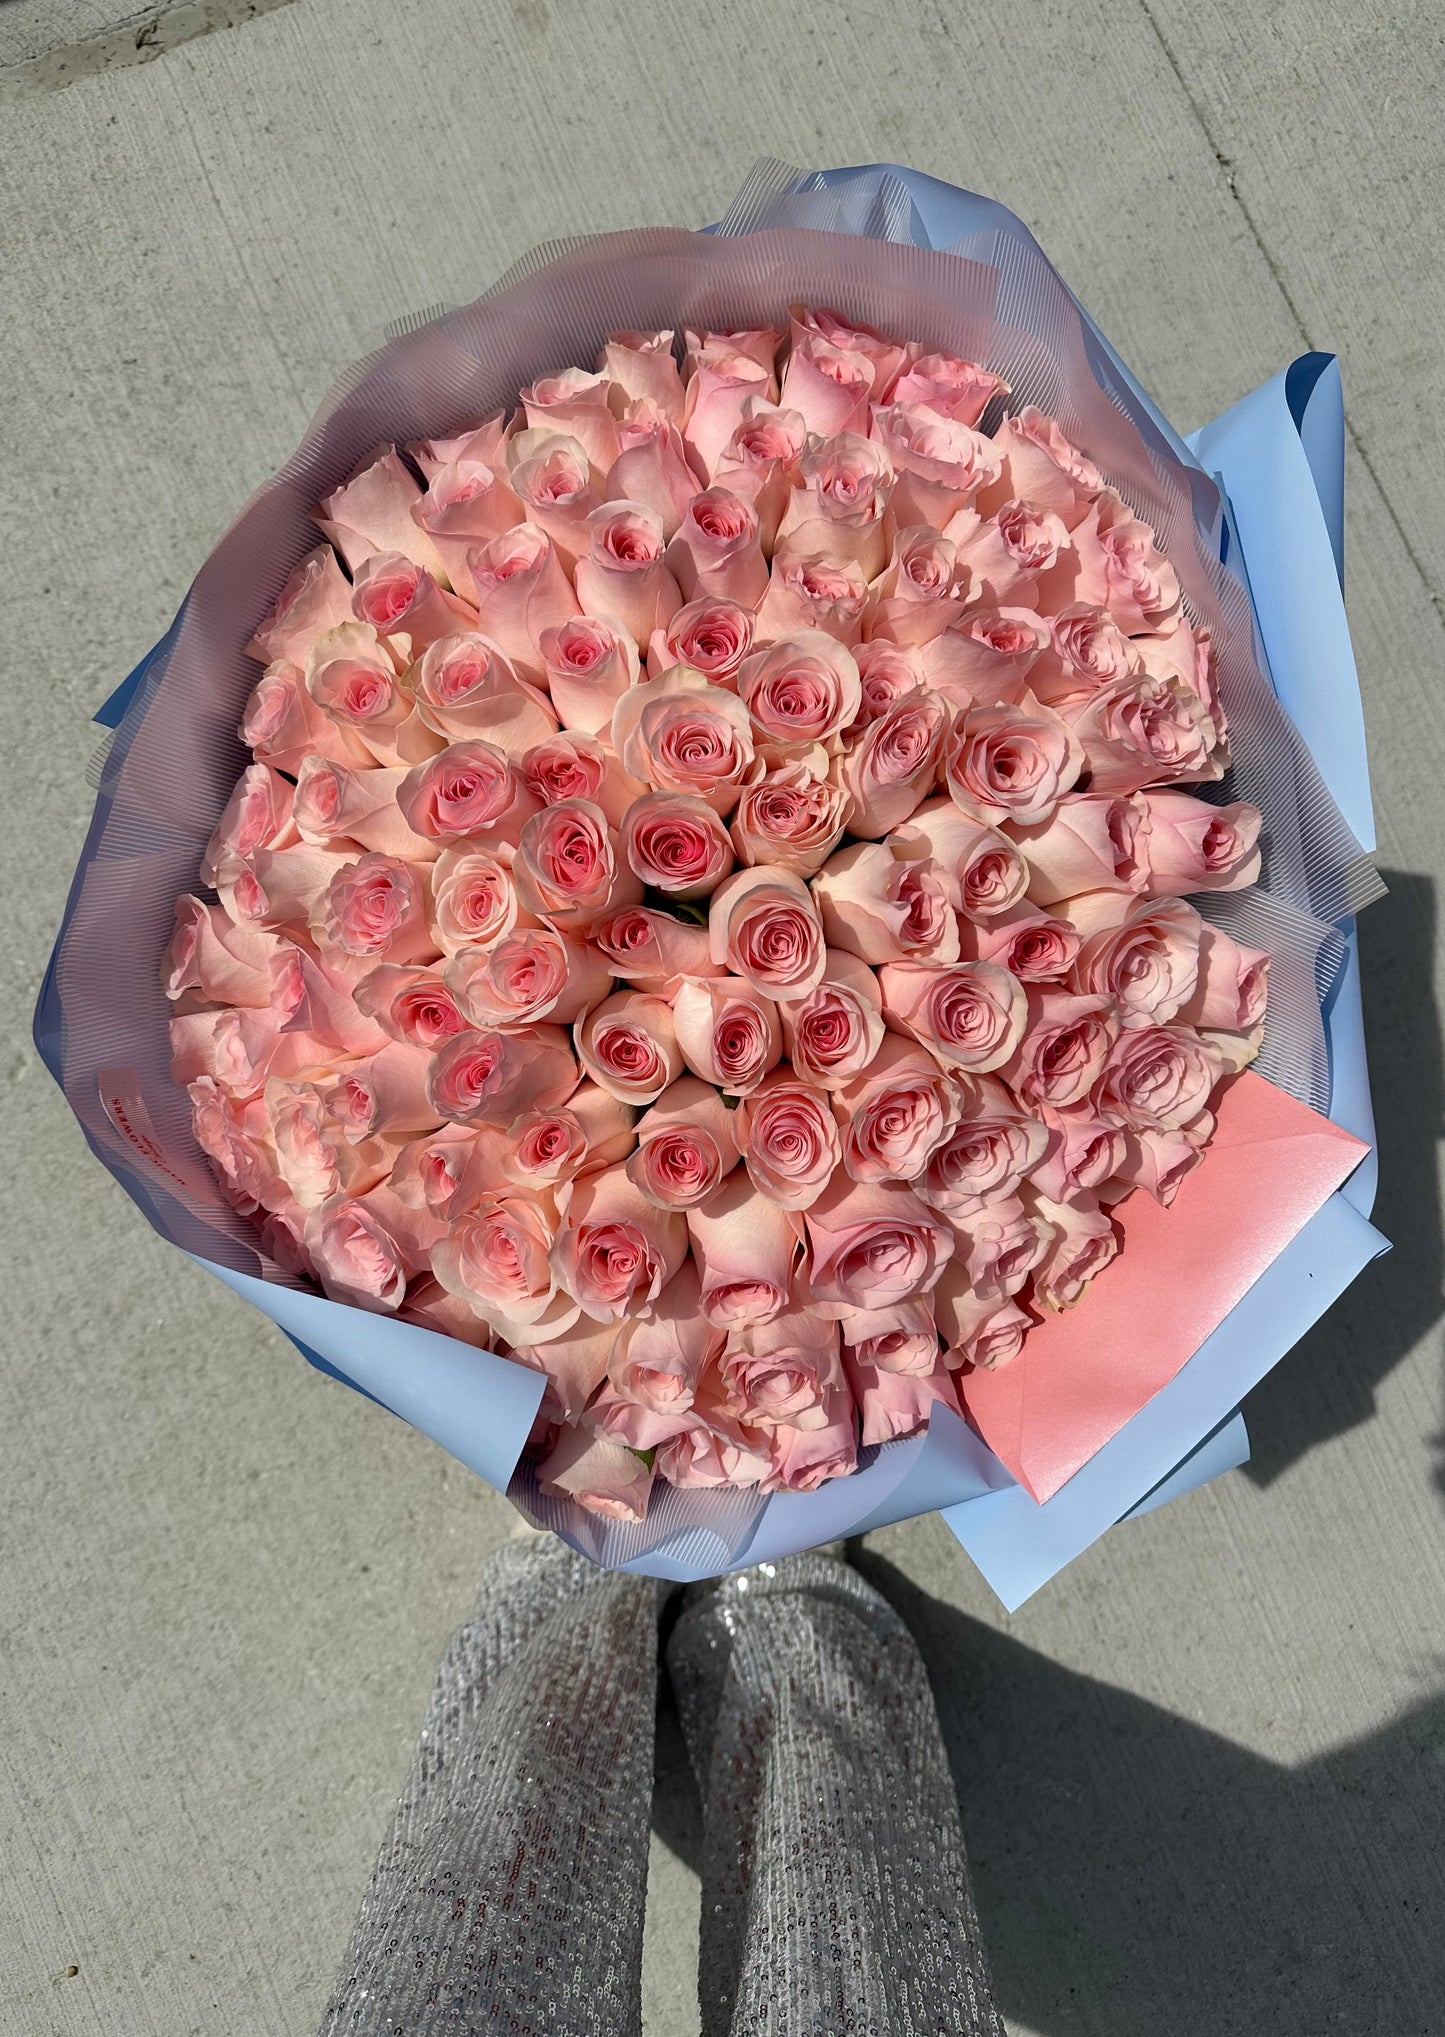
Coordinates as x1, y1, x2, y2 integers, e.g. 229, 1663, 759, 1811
1011, 792, 1152, 905
268, 944, 389, 1056
805, 1176, 953, 1315
241, 658, 371, 777
521, 732, 642, 828
1137, 613, 1221, 722
188, 1079, 284, 1212
921, 607, 1051, 710
835, 1032, 960, 1183
1095, 1024, 1220, 1132
735, 1072, 842, 1210
305, 623, 433, 769
601, 330, 687, 420
430, 1189, 564, 1342
849, 642, 928, 730
888, 350, 1008, 426
667, 488, 769, 609
650, 596, 756, 686
948, 500, 1070, 608
731, 760, 849, 878
779, 331, 877, 438
1142, 791, 1263, 895
869, 403, 1003, 529
353, 964, 470, 1050
413, 632, 557, 750
868, 527, 972, 647
262, 1081, 385, 1209
708, 865, 826, 1002
1027, 606, 1140, 713
215, 844, 354, 932
811, 839, 959, 967
845, 1348, 962, 1448
933, 1269, 1032, 1371
958, 902, 1081, 981
318, 448, 449, 584
755, 553, 869, 647
304, 1192, 411, 1312
520, 367, 622, 473
573, 501, 683, 649
446, 927, 613, 1031
626, 1076, 740, 1211
247, 546, 356, 667
426, 1025, 577, 1125
397, 740, 539, 848
1067, 671, 1221, 797
604, 401, 700, 541
1029, 1193, 1120, 1310
682, 350, 776, 478
1028, 1110, 1127, 1204
590, 905, 720, 989
611, 666, 755, 814
1105, 1118, 1214, 1207
762, 1388, 860, 1492
836, 688, 949, 837
779, 950, 887, 1090
876, 959, 1027, 1074
467, 524, 581, 676
163, 897, 279, 1010
774, 432, 895, 577
408, 418, 508, 479
293, 758, 432, 862
687, 1171, 801, 1328
685, 325, 784, 383
1041, 490, 1180, 633
947, 1193, 1053, 1305
608, 1259, 720, 1419
719, 1307, 844, 1430
537, 1428, 653, 1525
943, 693, 1084, 827
738, 633, 862, 757
508, 430, 600, 567
537, 616, 639, 736
1176, 923, 1270, 1033
429, 847, 526, 957
320, 855, 436, 963
1074, 896, 1203, 1027
575, 991, 683, 1105
712, 400, 808, 549
350, 552, 476, 653
1006, 991, 1120, 1111
202, 762, 297, 885
508, 1312, 619, 1422
671, 976, 782, 1096
506, 1083, 636, 1190
791, 307, 910, 394
913, 1076, 1050, 1216
622, 792, 735, 900
552, 1164, 686, 1323
409, 459, 525, 591
985, 407, 1102, 527
386, 1124, 480, 1216
893, 800, 1029, 922
835, 1297, 940, 1376
514, 799, 642, 931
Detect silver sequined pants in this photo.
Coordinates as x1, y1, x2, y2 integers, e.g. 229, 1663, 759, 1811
320, 1542, 1004, 2037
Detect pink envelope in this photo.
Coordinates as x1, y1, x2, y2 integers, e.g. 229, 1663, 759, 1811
959, 1072, 1370, 1503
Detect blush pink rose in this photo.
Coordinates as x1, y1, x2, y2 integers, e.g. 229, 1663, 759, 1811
1027, 1110, 1127, 1205
293, 758, 432, 862
430, 1190, 564, 1341
607, 1259, 720, 1419
943, 693, 1084, 827
304, 1192, 411, 1312
719, 1308, 844, 1430
778, 950, 887, 1090
682, 349, 776, 478
686, 1171, 801, 1328
385, 1125, 480, 1217
779, 332, 876, 438
1066, 671, 1221, 797
948, 500, 1069, 607
1073, 896, 1203, 1026
893, 800, 1030, 922
241, 658, 371, 777
507, 430, 600, 567
215, 844, 354, 933
409, 459, 525, 590
834, 1297, 940, 1376
1176, 923, 1270, 1033
589, 905, 720, 988
466, 523, 581, 676
667, 488, 769, 608
731, 760, 850, 878
914, 1076, 1050, 1216
836, 1034, 960, 1184
626, 1076, 740, 1211
712, 400, 808, 548
1142, 792, 1263, 895
791, 306, 910, 391
318, 448, 449, 584
429, 847, 527, 957
261, 1081, 386, 1209
611, 666, 755, 813
305, 623, 432, 768
413, 632, 557, 750
202, 762, 297, 886
520, 732, 641, 827
762, 1389, 860, 1492
320, 855, 436, 963
708, 865, 826, 1002
958, 902, 1081, 981
933, 1268, 1032, 1371
601, 330, 686, 420
574, 991, 684, 1105
1040, 490, 1181, 633
267, 943, 388, 1056
868, 527, 971, 647
921, 607, 1051, 709
650, 596, 756, 685
805, 1176, 953, 1315
836, 688, 949, 836
552, 1164, 687, 1323
163, 897, 279, 1009
888, 350, 1008, 426
671, 976, 782, 1096
1028, 1194, 1121, 1311
869, 403, 1003, 529
507, 1083, 636, 1189
605, 403, 701, 546
520, 368, 622, 473
537, 1428, 653, 1524
622, 792, 735, 899
1026, 605, 1140, 712
755, 553, 869, 648
1005, 991, 1120, 1111
426, 1025, 577, 1125
849, 642, 928, 729
844, 1348, 962, 1448
811, 839, 959, 967
247, 545, 356, 667
1094, 1024, 1220, 1132
1011, 792, 1152, 905
350, 552, 476, 653
774, 432, 895, 577
984, 407, 1102, 527
738, 633, 861, 756
876, 959, 1028, 1074
446, 927, 614, 1031
537, 616, 640, 736
353, 963, 470, 1050
573, 501, 683, 649
510, 1313, 622, 1421
514, 799, 642, 930
946, 1194, 1053, 1305
397, 740, 540, 848
735, 1072, 842, 1210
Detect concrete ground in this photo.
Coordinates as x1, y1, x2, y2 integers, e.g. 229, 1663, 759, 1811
3, 2, 1444, 2031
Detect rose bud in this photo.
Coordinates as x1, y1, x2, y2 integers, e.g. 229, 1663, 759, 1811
163, 896, 279, 1010
667, 488, 769, 609
1028, 1109, 1127, 1205
353, 963, 471, 1050
731, 760, 849, 878
247, 546, 356, 667
914, 1075, 1049, 1216
521, 366, 622, 472
507, 430, 600, 567
267, 943, 389, 1055
202, 762, 297, 885
762, 1388, 861, 1493
430, 1189, 564, 1342
687, 1171, 802, 1328
241, 657, 371, 777
317, 447, 449, 584
682, 347, 777, 478
1094, 1024, 1221, 1133
426, 1024, 577, 1125
805, 1175, 953, 1314
947, 1193, 1054, 1306
573, 500, 683, 649
429, 847, 527, 957
649, 595, 756, 686
537, 1429, 653, 1525
608, 1259, 721, 1420
943, 693, 1084, 828
319, 854, 436, 963
868, 527, 972, 648
408, 416, 508, 480
574, 989, 684, 1106
958, 902, 1081, 981
754, 552, 869, 646
1176, 923, 1270, 1033
835, 1297, 940, 1376
921, 606, 1051, 710
1028, 1193, 1120, 1311
869, 404, 1003, 529
590, 905, 721, 988
877, 959, 1027, 1074
622, 791, 735, 899
950, 500, 1069, 608
811, 839, 959, 966
397, 740, 540, 848
603, 331, 686, 418
1142, 791, 1263, 895
1011, 792, 1152, 905
834, 1034, 959, 1185
889, 350, 1007, 425
893, 799, 1029, 921
779, 950, 887, 1089
845, 1347, 962, 1448
214, 844, 352, 933
521, 731, 643, 828
1005, 990, 1120, 1111
1067, 670, 1221, 798
708, 865, 826, 1002
774, 432, 895, 578
350, 551, 476, 654
408, 459, 525, 591
603, 401, 700, 543
1026, 605, 1140, 712
446, 927, 614, 1031
1073, 896, 1203, 1027
291, 757, 427, 862
514, 799, 642, 930
626, 1075, 740, 1210
536, 615, 639, 736
303, 1192, 414, 1312
412, 631, 556, 750
735, 1071, 842, 1210
738, 633, 862, 756
671, 977, 782, 1096
552, 1163, 687, 1323
610, 665, 755, 813
305, 622, 436, 769
710, 402, 807, 549
933, 1267, 1032, 1371
466, 523, 580, 676
836, 687, 949, 836
719, 1307, 843, 1430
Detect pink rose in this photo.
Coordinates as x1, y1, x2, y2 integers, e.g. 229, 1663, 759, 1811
552, 1164, 686, 1323
446, 928, 613, 1031
604, 403, 699, 540
654, 1404, 773, 1490
731, 760, 849, 878
1028, 1193, 1120, 1310
1027, 606, 1139, 712
409, 460, 525, 590
712, 401, 808, 548
397, 741, 539, 848
921, 607, 1051, 709
958, 903, 1081, 981
914, 1075, 1049, 1216
1042, 490, 1180, 633
836, 1034, 959, 1184
682, 351, 775, 478
791, 307, 910, 393
508, 430, 600, 566
778, 950, 887, 1090
755, 552, 869, 647
946, 1194, 1053, 1305
869, 403, 1003, 529
1142, 791, 1263, 895
949, 501, 1069, 607
1067, 671, 1221, 797
1073, 897, 1203, 1026
774, 432, 894, 577
386, 1125, 480, 1216
835, 1297, 940, 1376
1028, 1110, 1126, 1204
202, 762, 297, 885
520, 732, 641, 828
893, 800, 1029, 922
684, 325, 784, 382
350, 552, 475, 653
651, 596, 756, 685
601, 330, 687, 420
508, 1083, 636, 1189
320, 855, 436, 962
850, 642, 928, 728
1011, 792, 1152, 905
163, 897, 279, 1009
1137, 613, 1220, 722
241, 658, 370, 777
589, 905, 720, 988
293, 758, 432, 862
431, 1189, 564, 1341
805, 1175, 953, 1314
262, 1082, 385, 1209
779, 331, 876, 438
762, 1389, 860, 1492
719, 1307, 843, 1430
608, 1259, 720, 1418
429, 847, 526, 957
537, 1428, 653, 1525
845, 1348, 962, 1448
247, 546, 356, 667
426, 1025, 577, 1125
188, 1079, 284, 1212
305, 623, 433, 769
933, 1269, 1032, 1371
876, 959, 1027, 1074
735, 1072, 842, 1210
1006, 991, 1120, 1111
537, 616, 640, 736
708, 865, 826, 1002
215, 845, 353, 932
509, 1313, 620, 1421
1095, 1025, 1220, 1132
888, 350, 1007, 426
354, 964, 470, 1050
836, 688, 949, 836
318, 448, 449, 584
573, 501, 683, 649
738, 633, 861, 756
686, 1171, 801, 1328
520, 367, 621, 473
622, 792, 735, 899
811, 839, 959, 967
868, 527, 971, 647
943, 693, 1083, 827
413, 632, 557, 750
467, 523, 581, 676
667, 488, 769, 608
1104, 1119, 1213, 1207
1176, 923, 1270, 1033
626, 1076, 740, 1210
610, 666, 755, 813
985, 407, 1101, 527
514, 799, 642, 930
268, 944, 388, 1055
574, 990, 683, 1105
303, 1193, 414, 1312
671, 976, 782, 1096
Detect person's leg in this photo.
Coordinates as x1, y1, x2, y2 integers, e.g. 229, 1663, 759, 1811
666, 1552, 1005, 2037
321, 1537, 657, 2037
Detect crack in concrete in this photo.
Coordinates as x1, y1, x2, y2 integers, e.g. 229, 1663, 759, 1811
0, 0, 301, 98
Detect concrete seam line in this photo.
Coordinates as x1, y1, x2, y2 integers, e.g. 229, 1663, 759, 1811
0, 0, 303, 99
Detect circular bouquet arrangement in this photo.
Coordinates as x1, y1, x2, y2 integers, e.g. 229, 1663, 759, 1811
165, 306, 1267, 1523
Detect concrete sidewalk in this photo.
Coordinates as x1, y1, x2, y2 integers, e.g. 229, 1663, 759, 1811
2, 3, 1443, 2033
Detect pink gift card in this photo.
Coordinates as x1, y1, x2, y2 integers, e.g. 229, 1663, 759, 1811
959, 1071, 1370, 1503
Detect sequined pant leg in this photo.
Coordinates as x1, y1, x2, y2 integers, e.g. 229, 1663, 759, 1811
319, 1539, 657, 2037
666, 1553, 1006, 2037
